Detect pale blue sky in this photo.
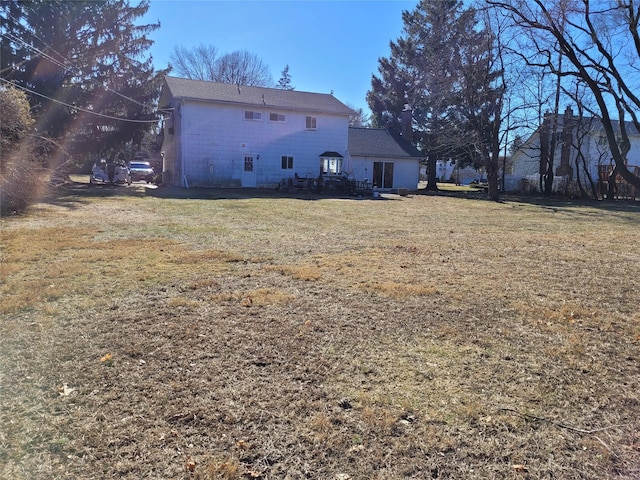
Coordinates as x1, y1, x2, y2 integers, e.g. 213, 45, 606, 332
142, 0, 416, 113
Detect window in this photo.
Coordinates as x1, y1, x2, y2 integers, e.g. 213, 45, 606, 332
281, 156, 294, 169
320, 154, 343, 175
244, 111, 261, 120
306, 116, 317, 129
270, 112, 286, 122
244, 156, 254, 172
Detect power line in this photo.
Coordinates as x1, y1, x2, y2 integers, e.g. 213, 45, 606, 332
1, 31, 151, 109
1, 78, 164, 124
1, 13, 153, 109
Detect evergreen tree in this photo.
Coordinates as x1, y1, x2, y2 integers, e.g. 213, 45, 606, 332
276, 65, 295, 90
0, 0, 167, 164
367, 0, 503, 195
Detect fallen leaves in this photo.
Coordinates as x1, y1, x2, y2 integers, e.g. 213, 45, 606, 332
57, 383, 75, 397
100, 352, 113, 366
184, 455, 196, 472
100, 352, 112, 362
512, 464, 528, 475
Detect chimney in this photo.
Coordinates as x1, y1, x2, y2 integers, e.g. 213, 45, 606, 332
401, 105, 413, 143
557, 105, 575, 179
564, 105, 573, 119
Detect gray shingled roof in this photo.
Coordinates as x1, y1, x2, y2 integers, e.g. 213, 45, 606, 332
348, 127, 424, 158
162, 76, 354, 116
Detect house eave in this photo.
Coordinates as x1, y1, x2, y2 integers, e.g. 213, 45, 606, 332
171, 96, 351, 116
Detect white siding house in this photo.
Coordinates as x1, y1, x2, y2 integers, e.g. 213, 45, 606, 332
510, 107, 640, 195
159, 76, 353, 188
159, 76, 423, 191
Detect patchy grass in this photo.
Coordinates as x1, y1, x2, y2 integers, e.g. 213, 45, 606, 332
1, 183, 639, 479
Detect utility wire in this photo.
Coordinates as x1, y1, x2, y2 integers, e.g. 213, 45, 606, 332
1, 13, 154, 109
1, 31, 152, 109
1, 78, 164, 124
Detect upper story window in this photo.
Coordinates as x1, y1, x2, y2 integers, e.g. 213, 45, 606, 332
306, 116, 317, 129
245, 111, 262, 120
270, 112, 286, 122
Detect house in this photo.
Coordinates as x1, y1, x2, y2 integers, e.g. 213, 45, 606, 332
347, 127, 423, 189
158, 76, 422, 190
510, 106, 640, 196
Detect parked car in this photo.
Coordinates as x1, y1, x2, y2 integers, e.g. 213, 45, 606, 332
128, 161, 155, 183
90, 160, 131, 185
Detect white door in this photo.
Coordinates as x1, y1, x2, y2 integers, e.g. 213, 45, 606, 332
241, 155, 256, 187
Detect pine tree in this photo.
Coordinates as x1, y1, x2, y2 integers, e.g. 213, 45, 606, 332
0, 0, 167, 164
276, 65, 295, 90
367, 0, 502, 195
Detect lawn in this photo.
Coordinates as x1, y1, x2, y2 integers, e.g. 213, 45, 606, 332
1, 182, 639, 479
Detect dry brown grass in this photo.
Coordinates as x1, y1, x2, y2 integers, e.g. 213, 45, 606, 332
1, 182, 639, 479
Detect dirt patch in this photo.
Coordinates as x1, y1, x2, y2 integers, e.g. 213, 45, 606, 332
1, 185, 639, 479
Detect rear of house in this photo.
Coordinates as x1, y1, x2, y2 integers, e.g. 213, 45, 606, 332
159, 76, 354, 188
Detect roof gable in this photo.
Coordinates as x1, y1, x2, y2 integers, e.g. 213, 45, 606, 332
161, 76, 354, 116
348, 127, 423, 158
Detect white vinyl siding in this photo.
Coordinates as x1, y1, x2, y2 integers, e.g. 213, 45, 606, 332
177, 101, 349, 187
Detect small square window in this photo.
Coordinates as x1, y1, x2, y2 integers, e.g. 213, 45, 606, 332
270, 112, 286, 122
281, 156, 294, 169
306, 116, 317, 129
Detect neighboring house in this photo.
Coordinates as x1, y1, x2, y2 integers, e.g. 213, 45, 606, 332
159, 76, 422, 190
510, 106, 640, 195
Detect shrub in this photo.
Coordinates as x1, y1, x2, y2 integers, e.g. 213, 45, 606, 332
0, 153, 48, 215
0, 86, 48, 215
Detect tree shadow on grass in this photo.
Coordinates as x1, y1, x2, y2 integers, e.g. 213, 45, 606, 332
499, 193, 640, 225
145, 185, 387, 201
35, 180, 152, 211
42, 181, 639, 223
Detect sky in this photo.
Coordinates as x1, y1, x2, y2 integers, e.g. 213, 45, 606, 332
142, 0, 416, 114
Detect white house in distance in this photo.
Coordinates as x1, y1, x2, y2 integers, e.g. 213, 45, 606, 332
158, 76, 422, 190
510, 106, 640, 196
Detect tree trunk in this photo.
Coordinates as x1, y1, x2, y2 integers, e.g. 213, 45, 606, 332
485, 149, 501, 201
425, 154, 439, 191
487, 168, 500, 201
543, 161, 554, 196
606, 165, 618, 201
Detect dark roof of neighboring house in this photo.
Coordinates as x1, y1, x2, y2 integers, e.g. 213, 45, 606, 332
161, 76, 354, 116
348, 127, 424, 158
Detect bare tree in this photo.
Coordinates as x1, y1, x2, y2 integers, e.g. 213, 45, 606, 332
348, 106, 370, 127
169, 44, 218, 81
489, 0, 640, 198
169, 45, 273, 87
215, 50, 273, 87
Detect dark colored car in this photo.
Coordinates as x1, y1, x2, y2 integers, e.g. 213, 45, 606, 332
128, 161, 155, 183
